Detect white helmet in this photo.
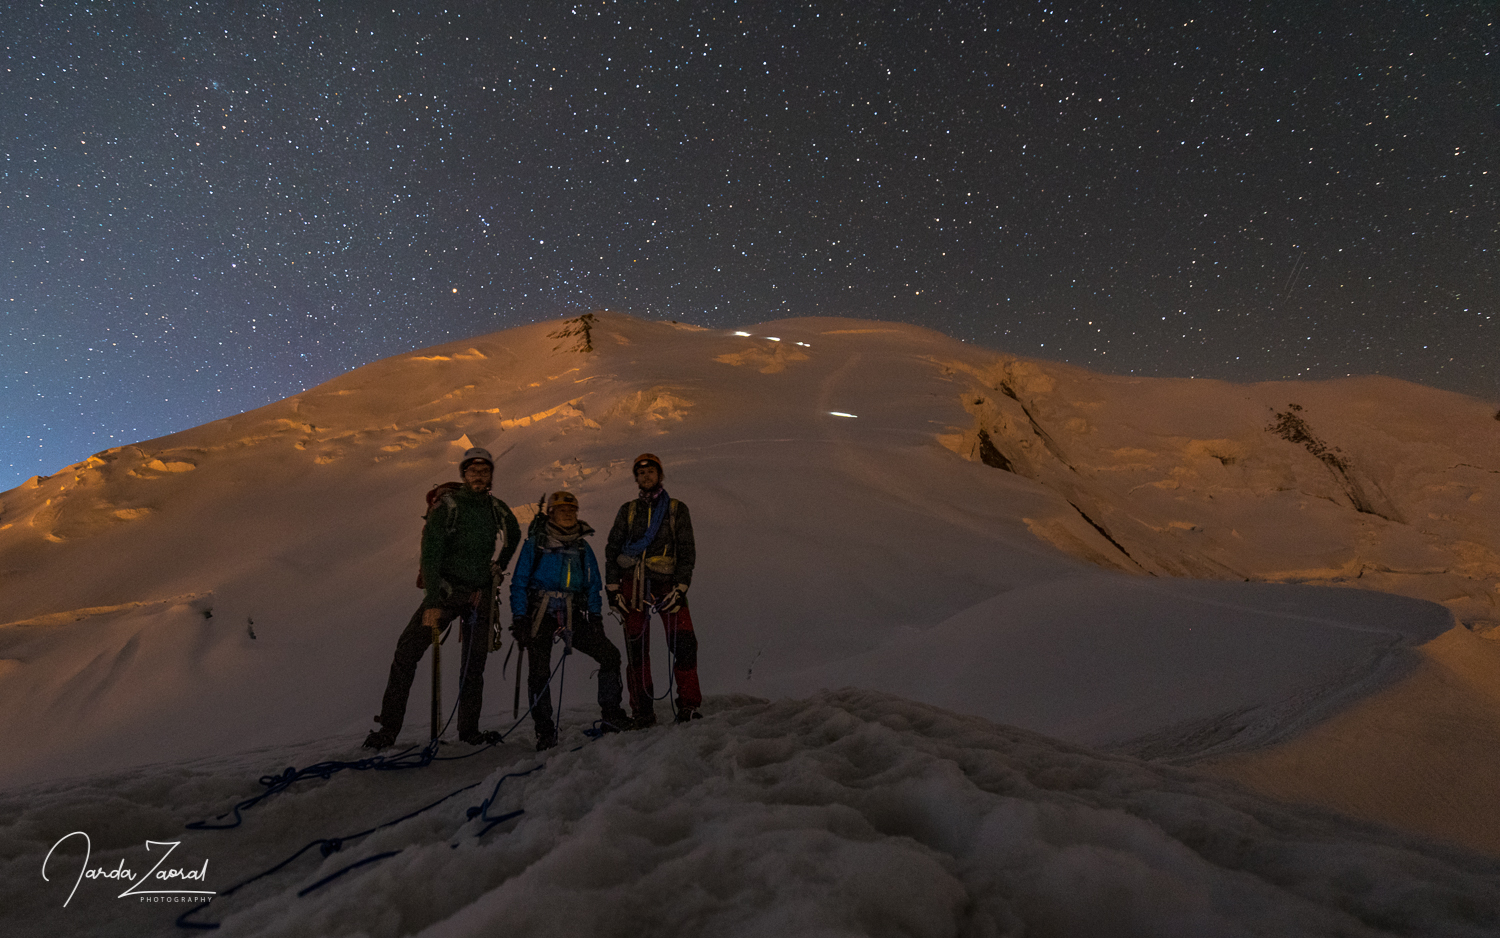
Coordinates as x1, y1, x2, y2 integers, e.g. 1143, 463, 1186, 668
459, 447, 494, 473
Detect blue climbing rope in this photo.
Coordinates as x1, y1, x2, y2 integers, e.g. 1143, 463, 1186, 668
177, 778, 484, 929
187, 611, 506, 832
176, 642, 575, 931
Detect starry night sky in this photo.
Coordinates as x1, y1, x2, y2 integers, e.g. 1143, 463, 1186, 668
3, 1, 1496, 489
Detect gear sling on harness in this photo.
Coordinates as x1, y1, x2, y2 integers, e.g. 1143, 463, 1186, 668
617, 495, 678, 610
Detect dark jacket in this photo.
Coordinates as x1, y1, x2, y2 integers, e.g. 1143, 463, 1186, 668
604, 490, 695, 587
420, 486, 521, 607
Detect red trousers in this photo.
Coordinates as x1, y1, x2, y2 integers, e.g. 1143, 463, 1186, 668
620, 579, 701, 714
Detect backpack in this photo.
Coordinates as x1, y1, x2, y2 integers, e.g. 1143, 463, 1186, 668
413, 482, 512, 590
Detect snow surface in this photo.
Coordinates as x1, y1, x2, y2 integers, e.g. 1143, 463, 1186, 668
2, 313, 1499, 934
6, 692, 1500, 937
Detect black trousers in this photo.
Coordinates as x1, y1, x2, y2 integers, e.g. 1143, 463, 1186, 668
376, 595, 491, 739
524, 603, 623, 732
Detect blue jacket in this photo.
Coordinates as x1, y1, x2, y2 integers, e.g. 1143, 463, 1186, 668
509, 531, 603, 616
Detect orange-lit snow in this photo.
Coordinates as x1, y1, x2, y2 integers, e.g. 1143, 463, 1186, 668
2, 314, 1499, 935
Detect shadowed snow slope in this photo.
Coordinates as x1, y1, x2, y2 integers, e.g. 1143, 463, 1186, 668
5, 692, 1500, 938
2, 314, 1500, 931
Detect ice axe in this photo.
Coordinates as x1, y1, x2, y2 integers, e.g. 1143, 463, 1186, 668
424, 607, 443, 741
511, 492, 548, 719
430, 625, 442, 741
512, 640, 524, 719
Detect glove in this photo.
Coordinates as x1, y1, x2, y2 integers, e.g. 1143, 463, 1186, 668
586, 611, 604, 631
510, 614, 530, 642
423, 607, 444, 632
606, 585, 627, 615
659, 585, 686, 614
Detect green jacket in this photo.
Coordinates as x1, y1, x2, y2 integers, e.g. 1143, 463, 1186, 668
420, 486, 522, 608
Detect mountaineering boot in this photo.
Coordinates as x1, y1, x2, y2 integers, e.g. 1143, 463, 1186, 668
536, 726, 558, 751
461, 730, 502, 746
599, 707, 631, 734
363, 728, 397, 751
674, 706, 702, 724
629, 709, 657, 730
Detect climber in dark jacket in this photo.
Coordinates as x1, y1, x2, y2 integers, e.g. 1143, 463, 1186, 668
604, 453, 702, 727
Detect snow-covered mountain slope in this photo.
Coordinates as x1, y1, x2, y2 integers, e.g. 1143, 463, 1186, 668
1, 313, 1498, 857
941, 354, 1500, 632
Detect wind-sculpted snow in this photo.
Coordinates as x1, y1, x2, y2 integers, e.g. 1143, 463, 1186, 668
6, 693, 1500, 938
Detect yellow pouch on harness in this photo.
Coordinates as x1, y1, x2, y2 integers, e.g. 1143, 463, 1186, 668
622, 496, 678, 576
617, 553, 675, 574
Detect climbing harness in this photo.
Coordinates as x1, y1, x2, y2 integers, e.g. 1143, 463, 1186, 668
619, 495, 679, 611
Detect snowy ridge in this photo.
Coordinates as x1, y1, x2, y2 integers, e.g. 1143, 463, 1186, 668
938, 355, 1499, 630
